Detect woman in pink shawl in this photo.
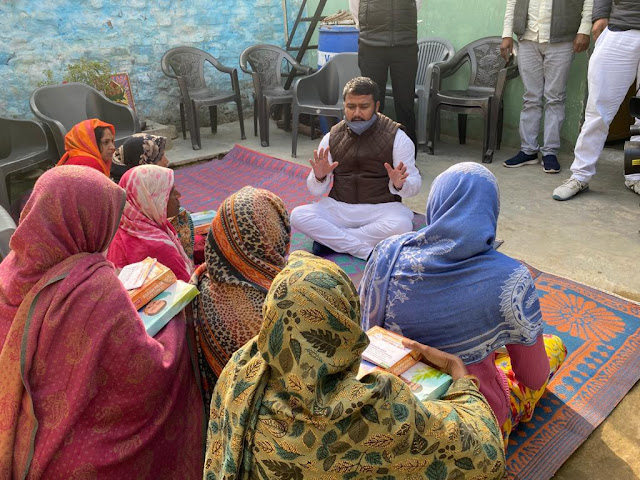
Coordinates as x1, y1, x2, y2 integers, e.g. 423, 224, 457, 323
108, 164, 194, 281
0, 166, 204, 479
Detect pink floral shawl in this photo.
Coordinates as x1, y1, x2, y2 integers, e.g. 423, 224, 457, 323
108, 165, 193, 279
0, 166, 204, 479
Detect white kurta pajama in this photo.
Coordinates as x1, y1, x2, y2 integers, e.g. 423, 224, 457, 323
570, 27, 640, 183
290, 129, 421, 260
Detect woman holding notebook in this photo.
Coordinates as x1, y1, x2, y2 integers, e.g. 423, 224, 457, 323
203, 251, 505, 479
0, 166, 204, 478
110, 134, 201, 264
359, 162, 566, 443
107, 164, 194, 282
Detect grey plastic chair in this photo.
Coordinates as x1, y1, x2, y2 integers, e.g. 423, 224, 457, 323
386, 37, 455, 146
161, 46, 246, 151
291, 53, 361, 157
0, 203, 16, 260
30, 82, 140, 160
240, 44, 313, 147
426, 36, 519, 163
0, 117, 57, 210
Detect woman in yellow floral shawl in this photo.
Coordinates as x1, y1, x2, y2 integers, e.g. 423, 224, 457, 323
204, 251, 506, 480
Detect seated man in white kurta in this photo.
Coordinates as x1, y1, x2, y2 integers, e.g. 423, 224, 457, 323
290, 76, 421, 260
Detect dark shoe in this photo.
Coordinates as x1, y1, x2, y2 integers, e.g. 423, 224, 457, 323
503, 151, 539, 168
312, 241, 336, 257
542, 154, 561, 173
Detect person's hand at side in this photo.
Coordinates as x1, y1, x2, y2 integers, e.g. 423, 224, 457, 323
500, 37, 513, 62
592, 18, 608, 41
402, 339, 468, 381
573, 33, 590, 53
309, 147, 338, 182
384, 161, 408, 190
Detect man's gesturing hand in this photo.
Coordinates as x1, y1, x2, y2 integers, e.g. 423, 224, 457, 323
384, 161, 408, 190
310, 147, 338, 182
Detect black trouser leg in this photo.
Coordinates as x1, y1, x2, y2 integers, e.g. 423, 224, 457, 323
358, 43, 418, 149
358, 42, 390, 113
389, 44, 418, 148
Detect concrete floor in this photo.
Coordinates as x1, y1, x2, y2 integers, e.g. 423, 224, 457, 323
167, 118, 640, 479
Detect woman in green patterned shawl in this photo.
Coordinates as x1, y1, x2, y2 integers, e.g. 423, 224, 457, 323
204, 251, 505, 480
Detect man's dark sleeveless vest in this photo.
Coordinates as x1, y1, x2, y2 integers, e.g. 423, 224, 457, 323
328, 114, 402, 205
513, 0, 586, 43
358, 0, 417, 47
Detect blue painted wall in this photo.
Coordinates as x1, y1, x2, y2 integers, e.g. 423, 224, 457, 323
0, 0, 307, 125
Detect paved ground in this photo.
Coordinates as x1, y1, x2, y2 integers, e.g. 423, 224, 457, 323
167, 118, 640, 479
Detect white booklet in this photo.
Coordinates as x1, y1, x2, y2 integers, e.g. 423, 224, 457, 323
118, 258, 156, 291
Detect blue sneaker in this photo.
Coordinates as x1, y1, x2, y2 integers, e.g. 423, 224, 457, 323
542, 155, 561, 173
503, 151, 539, 168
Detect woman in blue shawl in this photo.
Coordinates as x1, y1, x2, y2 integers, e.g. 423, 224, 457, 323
359, 162, 566, 443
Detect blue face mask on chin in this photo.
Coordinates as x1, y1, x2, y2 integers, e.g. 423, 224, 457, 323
345, 114, 378, 135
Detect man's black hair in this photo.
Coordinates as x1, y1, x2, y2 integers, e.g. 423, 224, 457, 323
342, 76, 380, 103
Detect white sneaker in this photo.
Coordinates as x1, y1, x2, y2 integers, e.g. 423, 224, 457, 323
552, 178, 589, 201
624, 180, 640, 195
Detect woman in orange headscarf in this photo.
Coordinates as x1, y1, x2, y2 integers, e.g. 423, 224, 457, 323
57, 118, 116, 176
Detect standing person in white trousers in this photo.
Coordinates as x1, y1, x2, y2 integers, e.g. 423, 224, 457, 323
553, 0, 640, 200
290, 77, 421, 260
501, 0, 592, 174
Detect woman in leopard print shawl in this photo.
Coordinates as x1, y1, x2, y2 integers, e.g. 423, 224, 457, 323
191, 186, 290, 409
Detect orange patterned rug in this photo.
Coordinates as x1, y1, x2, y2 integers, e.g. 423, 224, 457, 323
503, 265, 640, 479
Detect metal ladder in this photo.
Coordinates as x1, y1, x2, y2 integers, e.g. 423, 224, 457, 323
282, 0, 328, 89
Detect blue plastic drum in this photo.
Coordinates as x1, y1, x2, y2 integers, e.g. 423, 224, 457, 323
317, 25, 359, 68
317, 25, 359, 132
